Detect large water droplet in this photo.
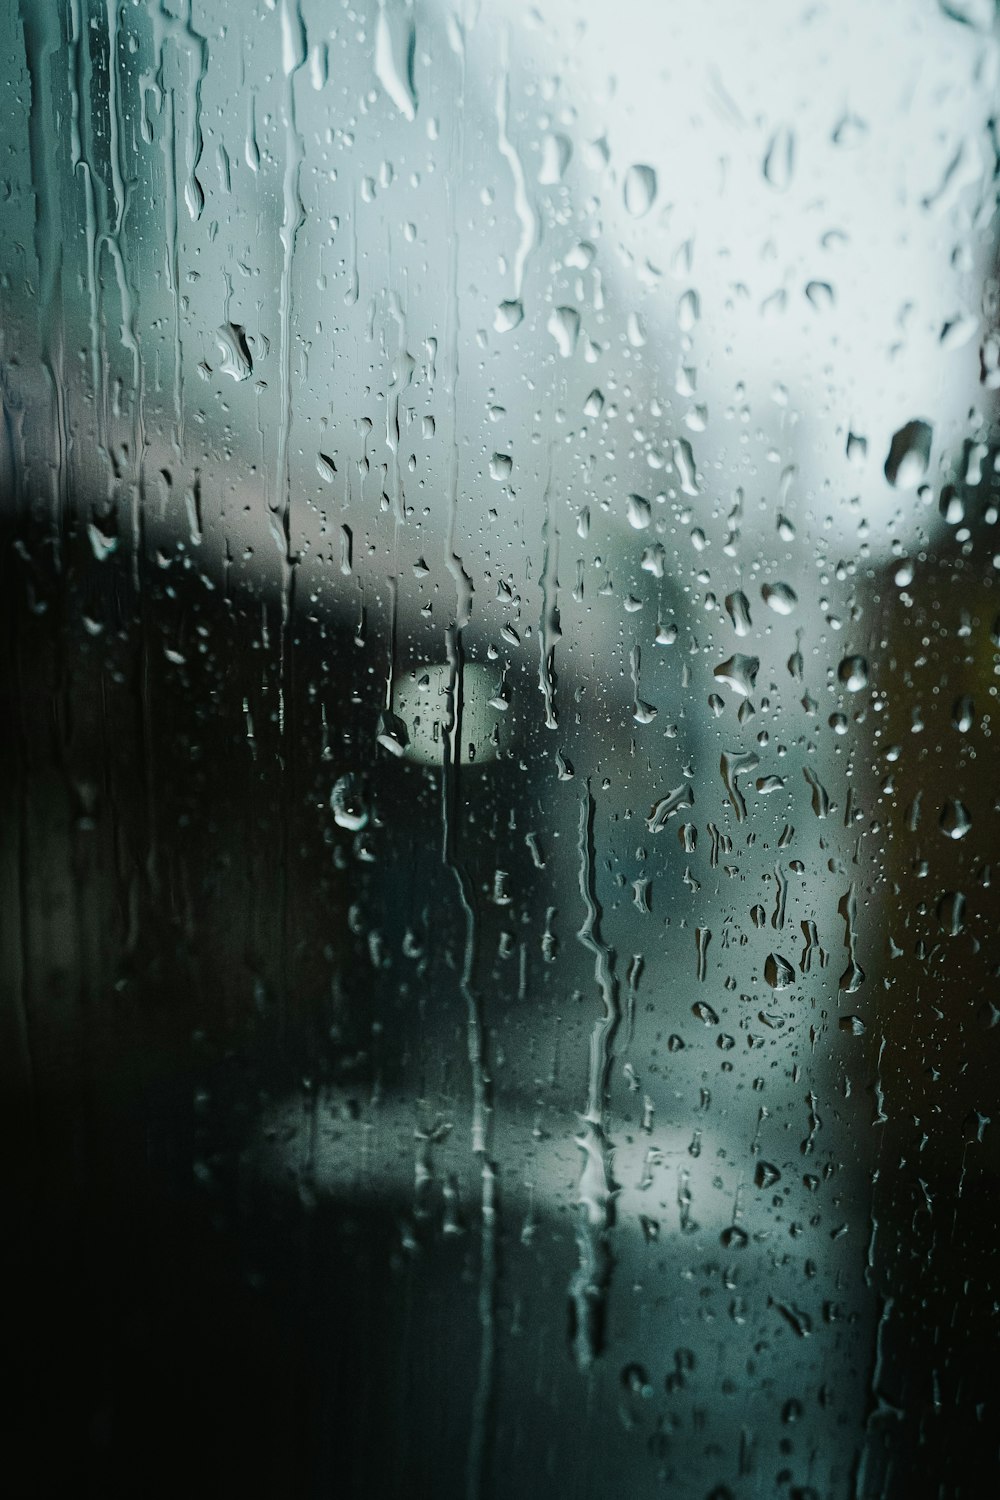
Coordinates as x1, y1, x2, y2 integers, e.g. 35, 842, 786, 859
763, 126, 795, 189
677, 289, 700, 332
646, 784, 695, 831
626, 493, 651, 529
764, 952, 795, 990
375, 0, 417, 121
494, 300, 524, 333
331, 773, 368, 831
838, 655, 869, 692
714, 654, 759, 699
216, 322, 253, 382
672, 437, 700, 496
548, 306, 580, 358
884, 419, 932, 488
623, 163, 657, 218
538, 133, 571, 185
762, 581, 797, 615
805, 280, 835, 312
725, 591, 752, 636
937, 891, 966, 935
939, 800, 972, 840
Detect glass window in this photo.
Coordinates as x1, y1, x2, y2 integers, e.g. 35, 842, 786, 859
3, 1, 998, 1494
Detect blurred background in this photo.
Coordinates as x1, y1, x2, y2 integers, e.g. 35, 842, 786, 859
2, 1, 1000, 1495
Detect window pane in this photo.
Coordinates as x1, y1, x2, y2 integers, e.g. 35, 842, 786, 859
3, 2, 998, 1495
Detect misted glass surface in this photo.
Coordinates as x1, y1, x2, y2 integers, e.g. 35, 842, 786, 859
3, 2, 1000, 1496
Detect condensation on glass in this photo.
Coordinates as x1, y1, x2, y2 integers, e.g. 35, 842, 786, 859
2, 1, 999, 1496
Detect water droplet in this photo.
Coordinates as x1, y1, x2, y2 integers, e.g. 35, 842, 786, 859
639, 1215, 659, 1243
565, 241, 595, 270
548, 306, 580, 358
764, 952, 795, 990
626, 311, 646, 347
376, 707, 409, 757
538, 132, 571, 185
714, 654, 759, 699
755, 1161, 781, 1189
621, 1362, 652, 1396
375, 0, 417, 121
939, 0, 995, 26
940, 487, 964, 525
756, 775, 785, 794
216, 322, 253, 381
940, 312, 977, 349
641, 543, 665, 577
838, 655, 869, 692
725, 591, 752, 636
939, 800, 972, 840
805, 280, 834, 311
803, 767, 833, 818
762, 582, 797, 615
677, 288, 700, 332
623, 163, 657, 218
494, 300, 524, 333
840, 959, 866, 995
720, 750, 760, 822
490, 452, 513, 481
763, 126, 795, 189
832, 112, 868, 148
331, 773, 368, 831
87, 522, 118, 562
626, 493, 651, 529
884, 419, 932, 488
937, 891, 966, 935
953, 695, 975, 732
646, 784, 695, 831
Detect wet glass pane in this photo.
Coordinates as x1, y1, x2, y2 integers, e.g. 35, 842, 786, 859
3, 2, 1000, 1495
